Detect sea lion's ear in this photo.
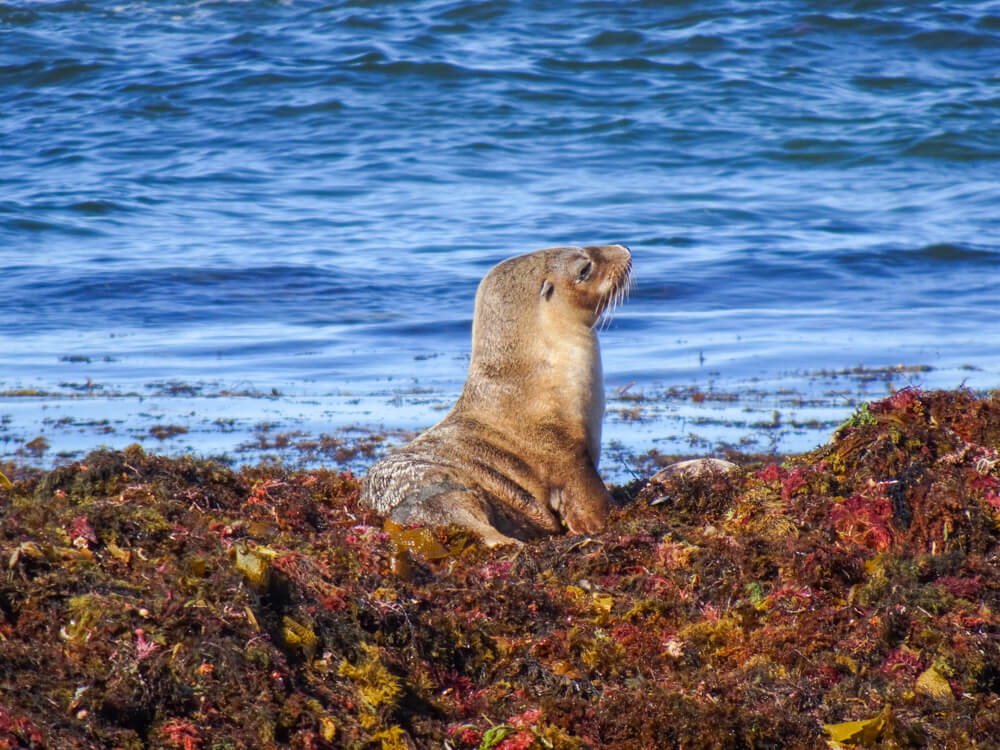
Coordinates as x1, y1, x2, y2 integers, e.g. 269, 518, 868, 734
540, 280, 555, 301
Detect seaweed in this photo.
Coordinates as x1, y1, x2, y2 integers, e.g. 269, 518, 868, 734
2, 390, 1000, 748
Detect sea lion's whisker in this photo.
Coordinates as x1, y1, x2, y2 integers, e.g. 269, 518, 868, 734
596, 270, 629, 331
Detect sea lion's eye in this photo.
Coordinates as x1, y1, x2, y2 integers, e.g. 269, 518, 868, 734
576, 261, 593, 283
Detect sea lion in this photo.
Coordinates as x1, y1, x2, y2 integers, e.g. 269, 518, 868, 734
361, 244, 632, 546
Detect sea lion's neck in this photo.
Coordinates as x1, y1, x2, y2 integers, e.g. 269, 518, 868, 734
458, 323, 604, 463
543, 325, 603, 463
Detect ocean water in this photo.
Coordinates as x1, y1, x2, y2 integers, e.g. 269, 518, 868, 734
2, 0, 1000, 474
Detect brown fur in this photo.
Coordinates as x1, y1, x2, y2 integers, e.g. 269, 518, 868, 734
360, 245, 631, 546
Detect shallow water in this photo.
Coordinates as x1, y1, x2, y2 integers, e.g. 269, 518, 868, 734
3, 0, 999, 475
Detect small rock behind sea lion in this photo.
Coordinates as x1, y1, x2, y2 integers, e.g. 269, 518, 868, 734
639, 458, 741, 506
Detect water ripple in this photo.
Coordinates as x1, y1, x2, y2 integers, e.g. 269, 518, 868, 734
1, 0, 999, 430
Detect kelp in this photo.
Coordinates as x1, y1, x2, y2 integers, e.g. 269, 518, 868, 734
2, 389, 999, 748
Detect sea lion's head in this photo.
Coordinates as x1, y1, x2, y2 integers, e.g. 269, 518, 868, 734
474, 244, 631, 342
469, 244, 631, 378
536, 244, 632, 329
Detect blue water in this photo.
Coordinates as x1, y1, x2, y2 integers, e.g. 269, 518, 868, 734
2, 0, 1000, 470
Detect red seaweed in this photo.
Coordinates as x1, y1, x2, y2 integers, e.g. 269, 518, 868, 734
2, 390, 1000, 748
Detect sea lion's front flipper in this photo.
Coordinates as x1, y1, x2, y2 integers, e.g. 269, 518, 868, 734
390, 481, 523, 548
550, 458, 611, 536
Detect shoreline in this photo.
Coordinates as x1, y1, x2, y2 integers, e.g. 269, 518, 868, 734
0, 363, 974, 482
